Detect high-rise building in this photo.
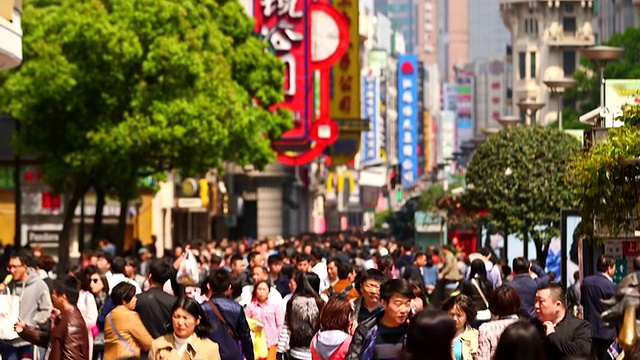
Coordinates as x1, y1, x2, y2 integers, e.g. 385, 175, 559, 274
437, 0, 469, 82
468, 0, 510, 61
593, 0, 639, 43
375, 0, 417, 54
500, 0, 595, 125
417, 0, 437, 65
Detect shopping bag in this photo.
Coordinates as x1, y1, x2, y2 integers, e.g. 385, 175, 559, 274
176, 250, 200, 285
0, 287, 21, 340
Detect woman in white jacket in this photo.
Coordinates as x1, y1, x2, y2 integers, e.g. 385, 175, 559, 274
78, 268, 100, 360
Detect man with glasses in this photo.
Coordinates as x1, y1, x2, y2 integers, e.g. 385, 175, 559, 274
0, 251, 52, 360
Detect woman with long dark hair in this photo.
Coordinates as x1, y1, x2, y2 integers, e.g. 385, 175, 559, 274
396, 309, 456, 360
458, 259, 492, 324
277, 272, 325, 360
148, 297, 220, 359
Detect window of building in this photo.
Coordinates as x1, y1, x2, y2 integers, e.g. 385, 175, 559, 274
518, 52, 526, 80
563, 51, 576, 76
530, 52, 536, 78
563, 17, 576, 33
524, 18, 538, 35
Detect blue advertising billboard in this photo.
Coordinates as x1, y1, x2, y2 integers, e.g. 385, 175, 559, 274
361, 74, 380, 166
397, 55, 418, 187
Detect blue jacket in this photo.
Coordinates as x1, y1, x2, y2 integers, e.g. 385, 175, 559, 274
506, 264, 550, 318
580, 273, 617, 340
345, 312, 382, 360
202, 295, 254, 360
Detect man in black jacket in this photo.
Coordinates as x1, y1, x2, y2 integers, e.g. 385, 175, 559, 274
532, 283, 591, 360
204, 269, 254, 360
135, 259, 176, 338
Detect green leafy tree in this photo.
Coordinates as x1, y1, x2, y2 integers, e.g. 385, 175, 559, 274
460, 126, 581, 263
563, 27, 640, 128
0, 0, 291, 268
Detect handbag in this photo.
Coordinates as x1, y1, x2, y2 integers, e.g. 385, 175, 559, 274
107, 314, 135, 356
470, 278, 492, 321
84, 292, 99, 338
0, 285, 21, 341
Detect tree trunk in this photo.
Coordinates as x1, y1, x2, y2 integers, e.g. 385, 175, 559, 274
91, 187, 106, 249
115, 200, 128, 256
58, 182, 88, 274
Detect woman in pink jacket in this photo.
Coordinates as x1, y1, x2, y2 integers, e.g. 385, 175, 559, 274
310, 296, 353, 360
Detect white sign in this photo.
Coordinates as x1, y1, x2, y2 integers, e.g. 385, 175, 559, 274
177, 198, 203, 208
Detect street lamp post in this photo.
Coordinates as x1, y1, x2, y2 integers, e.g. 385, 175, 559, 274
579, 46, 623, 128
516, 99, 546, 125
543, 78, 577, 131
482, 127, 500, 136
497, 115, 521, 127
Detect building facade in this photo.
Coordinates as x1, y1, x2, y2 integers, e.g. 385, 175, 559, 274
468, 0, 511, 61
437, 0, 469, 82
500, 0, 595, 124
375, 0, 417, 54
594, 0, 639, 43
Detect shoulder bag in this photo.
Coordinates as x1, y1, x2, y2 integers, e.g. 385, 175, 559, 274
470, 278, 492, 321
107, 313, 135, 356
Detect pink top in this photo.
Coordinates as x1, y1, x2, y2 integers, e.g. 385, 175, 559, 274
245, 298, 284, 347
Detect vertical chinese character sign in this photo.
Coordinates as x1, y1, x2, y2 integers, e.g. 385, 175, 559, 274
397, 55, 418, 188
361, 74, 380, 166
255, 0, 310, 142
329, 0, 360, 121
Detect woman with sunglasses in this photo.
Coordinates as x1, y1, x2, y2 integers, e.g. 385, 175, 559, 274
85, 265, 109, 360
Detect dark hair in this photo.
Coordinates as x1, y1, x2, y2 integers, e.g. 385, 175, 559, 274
397, 310, 455, 360
377, 255, 395, 278
337, 263, 353, 280
267, 254, 282, 266
247, 251, 261, 265
408, 279, 426, 309
311, 246, 324, 262
111, 282, 137, 305
80, 265, 100, 292
413, 252, 426, 262
9, 251, 34, 268
493, 321, 545, 360
38, 255, 56, 272
295, 253, 312, 264
207, 269, 232, 294
148, 259, 172, 285
252, 280, 270, 301
442, 294, 477, 323
512, 257, 529, 275
316, 296, 351, 332
124, 256, 138, 268
111, 256, 126, 274
52, 275, 81, 305
230, 255, 244, 265
536, 282, 566, 307
293, 272, 322, 298
210, 255, 222, 266
634, 256, 640, 271
479, 247, 492, 257
380, 279, 414, 302
596, 255, 615, 273
355, 268, 385, 295
469, 259, 488, 280
327, 257, 342, 268
489, 285, 521, 317
168, 297, 213, 338
96, 250, 114, 265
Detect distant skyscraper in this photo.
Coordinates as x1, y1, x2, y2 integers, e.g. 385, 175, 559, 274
468, 0, 510, 60
593, 0, 639, 43
437, 0, 469, 82
416, 0, 437, 65
375, 0, 417, 54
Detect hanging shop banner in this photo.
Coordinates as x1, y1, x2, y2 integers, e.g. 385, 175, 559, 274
327, 119, 369, 166
329, 0, 360, 120
254, 0, 311, 142
397, 55, 418, 187
361, 74, 381, 166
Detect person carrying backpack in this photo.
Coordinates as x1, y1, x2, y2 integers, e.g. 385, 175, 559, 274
202, 269, 254, 360
322, 263, 358, 301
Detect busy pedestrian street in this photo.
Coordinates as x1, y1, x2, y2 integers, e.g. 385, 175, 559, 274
1, 0, 640, 359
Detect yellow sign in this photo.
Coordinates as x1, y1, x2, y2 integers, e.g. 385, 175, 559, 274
328, 119, 369, 166
329, 0, 360, 120
423, 110, 431, 173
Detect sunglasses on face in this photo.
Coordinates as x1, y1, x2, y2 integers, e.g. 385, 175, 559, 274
90, 278, 100, 284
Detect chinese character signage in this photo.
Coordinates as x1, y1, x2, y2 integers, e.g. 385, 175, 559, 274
329, 0, 360, 120
397, 55, 418, 188
456, 72, 474, 149
487, 58, 505, 123
361, 74, 380, 166
254, 0, 310, 142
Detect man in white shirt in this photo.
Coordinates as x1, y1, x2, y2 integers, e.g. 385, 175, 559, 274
107, 256, 142, 294
311, 247, 329, 292
239, 266, 282, 307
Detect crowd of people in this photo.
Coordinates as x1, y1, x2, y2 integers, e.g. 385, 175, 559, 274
0, 233, 625, 360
